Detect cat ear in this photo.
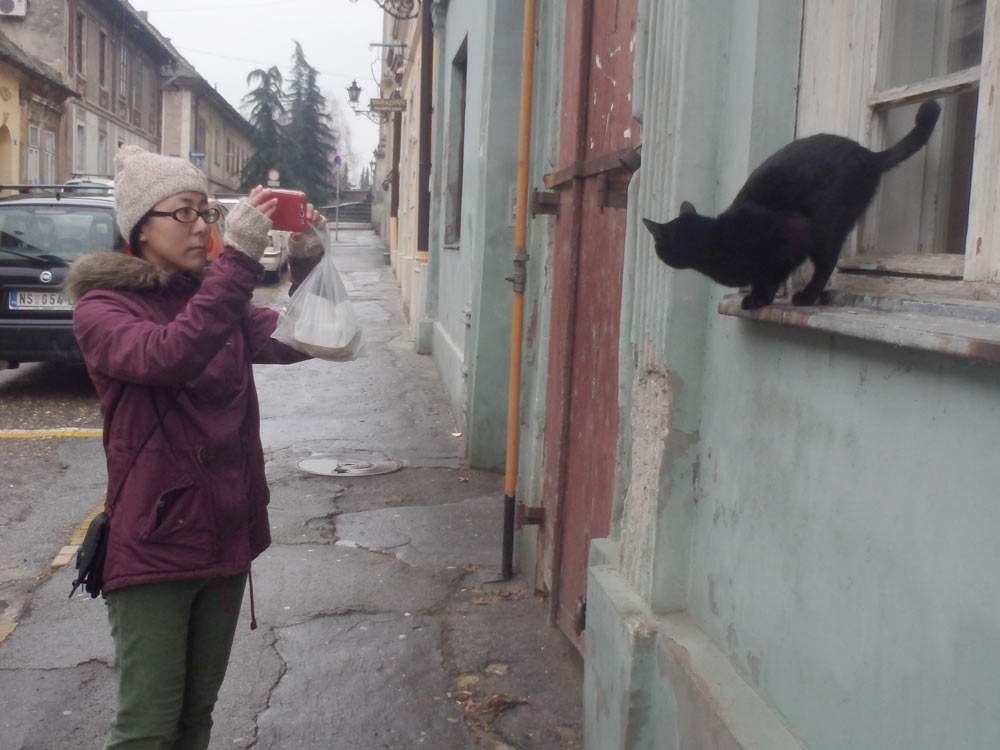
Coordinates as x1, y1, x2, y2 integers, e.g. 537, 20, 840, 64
642, 218, 662, 236
679, 201, 697, 216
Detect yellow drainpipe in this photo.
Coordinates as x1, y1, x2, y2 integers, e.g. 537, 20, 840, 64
502, 0, 537, 580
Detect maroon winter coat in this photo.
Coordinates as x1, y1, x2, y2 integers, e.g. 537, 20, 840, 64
65, 248, 316, 594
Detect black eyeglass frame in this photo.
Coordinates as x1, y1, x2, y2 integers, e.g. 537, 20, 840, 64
146, 206, 222, 224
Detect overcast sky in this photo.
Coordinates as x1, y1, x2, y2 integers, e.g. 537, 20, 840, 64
126, 0, 385, 182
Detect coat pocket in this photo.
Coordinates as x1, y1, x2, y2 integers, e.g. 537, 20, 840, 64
145, 480, 197, 542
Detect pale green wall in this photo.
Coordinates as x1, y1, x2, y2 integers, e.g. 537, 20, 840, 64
425, 0, 523, 470
587, 0, 1000, 748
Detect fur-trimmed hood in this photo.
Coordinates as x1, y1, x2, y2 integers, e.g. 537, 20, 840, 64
62, 252, 177, 302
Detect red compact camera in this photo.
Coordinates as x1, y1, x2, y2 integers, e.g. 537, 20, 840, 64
269, 189, 307, 232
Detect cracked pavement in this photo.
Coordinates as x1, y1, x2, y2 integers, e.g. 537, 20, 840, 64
0, 230, 582, 749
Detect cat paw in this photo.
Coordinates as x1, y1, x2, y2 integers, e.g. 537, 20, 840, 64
741, 294, 770, 310
791, 291, 818, 306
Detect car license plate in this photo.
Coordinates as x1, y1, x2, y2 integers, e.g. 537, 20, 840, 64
9, 290, 74, 311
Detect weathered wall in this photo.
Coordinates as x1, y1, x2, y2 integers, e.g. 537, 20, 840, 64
586, 0, 1000, 747
422, 0, 522, 470
0, 62, 22, 183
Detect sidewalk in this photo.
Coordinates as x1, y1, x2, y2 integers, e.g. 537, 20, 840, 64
0, 229, 582, 750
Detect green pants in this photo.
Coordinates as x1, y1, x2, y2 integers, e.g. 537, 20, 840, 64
104, 573, 247, 750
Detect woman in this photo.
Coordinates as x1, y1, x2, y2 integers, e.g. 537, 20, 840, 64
64, 145, 325, 749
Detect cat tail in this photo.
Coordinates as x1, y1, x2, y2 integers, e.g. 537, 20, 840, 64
877, 100, 942, 171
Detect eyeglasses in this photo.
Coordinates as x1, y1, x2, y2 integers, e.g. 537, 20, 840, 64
146, 206, 221, 224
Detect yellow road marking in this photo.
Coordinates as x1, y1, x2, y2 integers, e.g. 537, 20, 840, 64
0, 428, 102, 438
0, 622, 15, 643
51, 500, 106, 569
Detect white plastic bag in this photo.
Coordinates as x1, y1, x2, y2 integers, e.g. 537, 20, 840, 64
272, 233, 361, 361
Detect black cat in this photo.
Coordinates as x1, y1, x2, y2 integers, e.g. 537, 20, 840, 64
642, 100, 941, 309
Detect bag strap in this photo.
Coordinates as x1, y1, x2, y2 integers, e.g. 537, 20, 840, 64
103, 388, 177, 513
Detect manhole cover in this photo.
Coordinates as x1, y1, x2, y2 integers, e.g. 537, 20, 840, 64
298, 457, 403, 477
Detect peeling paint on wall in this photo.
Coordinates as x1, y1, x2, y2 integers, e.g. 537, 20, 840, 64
620, 371, 673, 594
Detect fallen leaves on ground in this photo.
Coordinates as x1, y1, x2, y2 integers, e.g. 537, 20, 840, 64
446, 689, 529, 731
470, 588, 527, 605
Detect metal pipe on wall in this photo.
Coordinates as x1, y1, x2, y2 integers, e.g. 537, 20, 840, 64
501, 0, 538, 580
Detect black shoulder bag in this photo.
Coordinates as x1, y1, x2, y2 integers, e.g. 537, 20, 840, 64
70, 392, 175, 599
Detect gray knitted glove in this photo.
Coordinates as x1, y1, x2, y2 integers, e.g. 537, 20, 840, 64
223, 199, 272, 262
287, 220, 327, 259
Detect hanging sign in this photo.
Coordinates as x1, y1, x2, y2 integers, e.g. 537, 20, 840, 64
369, 98, 407, 113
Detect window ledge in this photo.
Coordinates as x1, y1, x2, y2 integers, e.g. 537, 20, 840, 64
718, 291, 1000, 363
442, 242, 461, 251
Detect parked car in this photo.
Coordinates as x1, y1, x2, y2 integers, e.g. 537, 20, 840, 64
213, 195, 289, 282
0, 188, 123, 368
63, 175, 115, 195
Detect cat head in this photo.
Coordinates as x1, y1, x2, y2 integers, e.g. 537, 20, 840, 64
642, 201, 704, 269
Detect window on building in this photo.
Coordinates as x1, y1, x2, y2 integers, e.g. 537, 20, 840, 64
445, 40, 468, 245
118, 46, 128, 100
75, 11, 86, 77
27, 125, 39, 184
98, 31, 107, 89
799, 0, 999, 283
75, 123, 86, 174
196, 118, 207, 153
98, 132, 108, 176
133, 60, 143, 113
43, 130, 55, 184
214, 130, 221, 166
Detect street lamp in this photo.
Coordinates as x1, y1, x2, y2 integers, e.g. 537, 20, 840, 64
346, 79, 362, 106
346, 79, 392, 125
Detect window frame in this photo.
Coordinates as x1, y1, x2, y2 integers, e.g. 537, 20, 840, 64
133, 59, 143, 114
118, 46, 128, 101
75, 122, 86, 174
26, 124, 39, 184
42, 129, 55, 184
854, 2, 998, 283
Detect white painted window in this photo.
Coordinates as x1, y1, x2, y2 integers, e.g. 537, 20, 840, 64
798, 0, 1000, 284
43, 130, 55, 184
27, 124, 39, 184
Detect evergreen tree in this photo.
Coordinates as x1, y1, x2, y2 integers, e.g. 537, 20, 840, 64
285, 42, 339, 204
240, 66, 289, 192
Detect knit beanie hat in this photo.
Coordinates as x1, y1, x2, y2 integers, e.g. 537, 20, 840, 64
114, 145, 208, 240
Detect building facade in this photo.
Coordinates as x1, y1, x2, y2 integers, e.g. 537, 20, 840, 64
3, 0, 176, 178
0, 28, 75, 186
0, 0, 250, 191
158, 55, 251, 195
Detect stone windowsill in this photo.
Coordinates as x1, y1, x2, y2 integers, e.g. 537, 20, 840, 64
718, 290, 1000, 363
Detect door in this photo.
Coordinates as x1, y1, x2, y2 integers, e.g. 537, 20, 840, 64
540, 0, 638, 649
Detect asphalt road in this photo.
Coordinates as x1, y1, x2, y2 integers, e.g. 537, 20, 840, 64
0, 230, 585, 749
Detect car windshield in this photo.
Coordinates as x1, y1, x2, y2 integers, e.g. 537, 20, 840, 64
0, 205, 122, 264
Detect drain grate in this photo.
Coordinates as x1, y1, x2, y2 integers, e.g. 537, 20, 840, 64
298, 457, 403, 477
